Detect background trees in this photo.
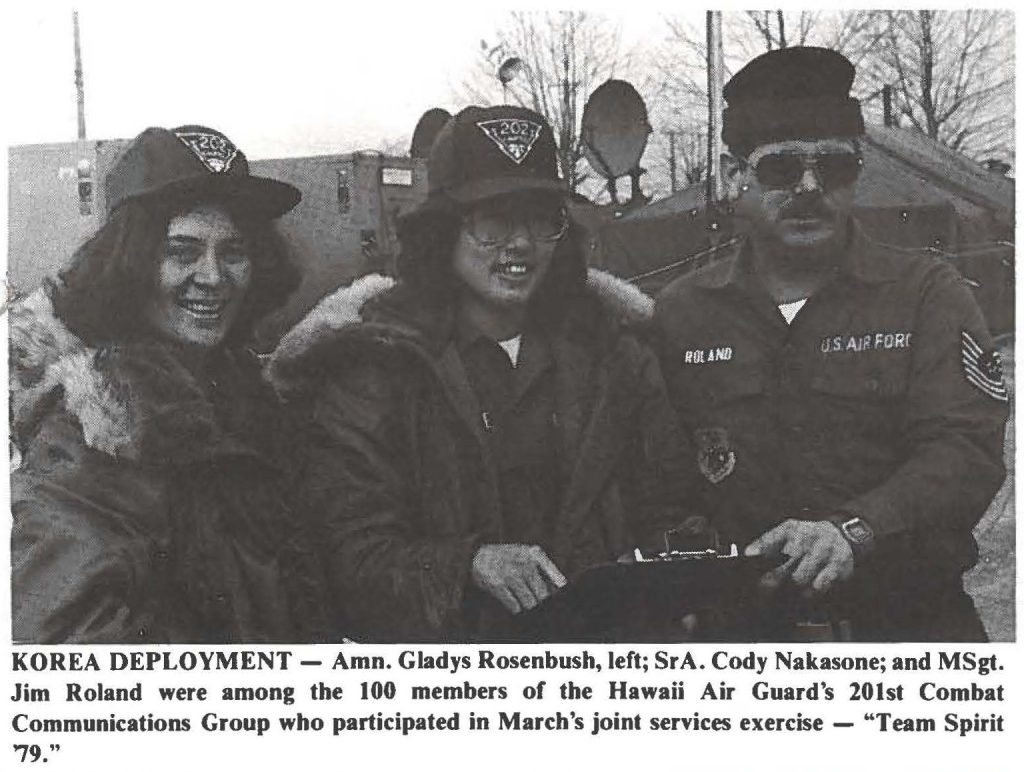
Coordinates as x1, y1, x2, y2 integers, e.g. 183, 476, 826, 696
456, 9, 1014, 203
858, 10, 1014, 163
459, 11, 639, 195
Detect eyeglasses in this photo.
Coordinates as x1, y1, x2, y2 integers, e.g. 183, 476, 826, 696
752, 152, 862, 190
462, 204, 569, 247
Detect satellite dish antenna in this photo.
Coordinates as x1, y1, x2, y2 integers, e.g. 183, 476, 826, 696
580, 79, 652, 203
410, 108, 452, 158
497, 57, 525, 101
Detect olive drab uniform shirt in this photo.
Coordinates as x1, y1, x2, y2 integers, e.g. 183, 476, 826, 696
458, 330, 562, 548
654, 224, 1008, 640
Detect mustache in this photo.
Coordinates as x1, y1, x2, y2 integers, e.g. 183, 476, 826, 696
781, 197, 833, 219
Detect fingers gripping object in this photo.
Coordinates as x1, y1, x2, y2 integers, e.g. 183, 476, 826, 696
745, 519, 854, 595
471, 544, 567, 614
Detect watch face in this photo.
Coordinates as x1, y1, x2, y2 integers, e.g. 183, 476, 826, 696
844, 519, 872, 543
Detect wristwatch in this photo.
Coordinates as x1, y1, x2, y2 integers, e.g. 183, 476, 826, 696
829, 515, 875, 558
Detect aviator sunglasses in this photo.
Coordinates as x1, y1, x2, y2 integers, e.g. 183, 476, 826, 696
751, 151, 862, 190
463, 203, 569, 248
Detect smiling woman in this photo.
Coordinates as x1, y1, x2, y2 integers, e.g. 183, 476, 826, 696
9, 126, 325, 644
148, 205, 254, 348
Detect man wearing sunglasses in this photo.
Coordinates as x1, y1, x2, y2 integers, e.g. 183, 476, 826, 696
274, 105, 697, 640
655, 47, 1008, 641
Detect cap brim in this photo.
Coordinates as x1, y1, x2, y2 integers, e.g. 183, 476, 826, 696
118, 175, 301, 219
448, 176, 567, 205
398, 177, 568, 229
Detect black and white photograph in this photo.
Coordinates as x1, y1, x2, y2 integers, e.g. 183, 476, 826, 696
1, 2, 1018, 768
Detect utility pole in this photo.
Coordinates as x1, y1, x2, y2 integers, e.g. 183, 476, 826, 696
882, 84, 894, 127
561, 14, 577, 192
667, 131, 678, 193
705, 11, 724, 205
73, 10, 87, 140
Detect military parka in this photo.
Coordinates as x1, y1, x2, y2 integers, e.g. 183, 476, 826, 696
271, 272, 696, 641
10, 289, 323, 643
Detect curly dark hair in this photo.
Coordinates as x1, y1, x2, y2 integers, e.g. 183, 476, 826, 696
49, 196, 300, 348
394, 196, 587, 329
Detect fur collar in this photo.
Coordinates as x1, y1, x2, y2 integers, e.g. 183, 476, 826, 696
9, 289, 132, 461
10, 289, 276, 466
268, 268, 653, 394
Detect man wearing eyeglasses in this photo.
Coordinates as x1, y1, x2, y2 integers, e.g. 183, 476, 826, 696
655, 47, 1008, 641
274, 105, 697, 640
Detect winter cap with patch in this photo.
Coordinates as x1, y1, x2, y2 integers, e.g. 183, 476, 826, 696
722, 47, 864, 154
418, 105, 567, 213
104, 125, 301, 218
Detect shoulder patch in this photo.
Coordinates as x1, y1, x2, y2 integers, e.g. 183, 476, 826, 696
476, 118, 542, 164
961, 331, 1008, 402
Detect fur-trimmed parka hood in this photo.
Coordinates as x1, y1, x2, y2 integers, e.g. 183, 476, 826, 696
269, 268, 654, 396
9, 288, 132, 462
10, 288, 279, 467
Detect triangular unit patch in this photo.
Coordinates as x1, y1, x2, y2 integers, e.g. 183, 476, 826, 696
175, 130, 239, 173
476, 118, 542, 164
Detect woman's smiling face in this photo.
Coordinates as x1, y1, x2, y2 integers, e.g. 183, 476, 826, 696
146, 204, 252, 348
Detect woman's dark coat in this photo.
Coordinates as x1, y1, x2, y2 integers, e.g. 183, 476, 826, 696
10, 289, 321, 643
271, 271, 697, 641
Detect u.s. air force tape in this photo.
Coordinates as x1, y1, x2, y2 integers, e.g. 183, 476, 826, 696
961, 330, 1008, 402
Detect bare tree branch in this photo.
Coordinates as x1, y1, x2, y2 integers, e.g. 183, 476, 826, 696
861, 9, 1014, 163
457, 11, 638, 196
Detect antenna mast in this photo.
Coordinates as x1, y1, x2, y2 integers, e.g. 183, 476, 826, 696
705, 11, 724, 205
73, 10, 87, 140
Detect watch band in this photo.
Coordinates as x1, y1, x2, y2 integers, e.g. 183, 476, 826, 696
828, 515, 875, 558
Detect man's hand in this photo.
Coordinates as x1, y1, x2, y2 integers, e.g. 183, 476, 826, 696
472, 544, 567, 614
744, 519, 854, 594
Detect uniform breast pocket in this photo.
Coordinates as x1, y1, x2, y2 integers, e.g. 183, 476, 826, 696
685, 367, 767, 488
810, 365, 909, 399
693, 366, 766, 410
808, 365, 908, 439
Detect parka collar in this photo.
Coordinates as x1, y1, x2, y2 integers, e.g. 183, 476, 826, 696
9, 287, 277, 466
268, 269, 654, 397
106, 343, 275, 465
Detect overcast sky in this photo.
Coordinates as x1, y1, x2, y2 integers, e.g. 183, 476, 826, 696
2, 1, 676, 159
